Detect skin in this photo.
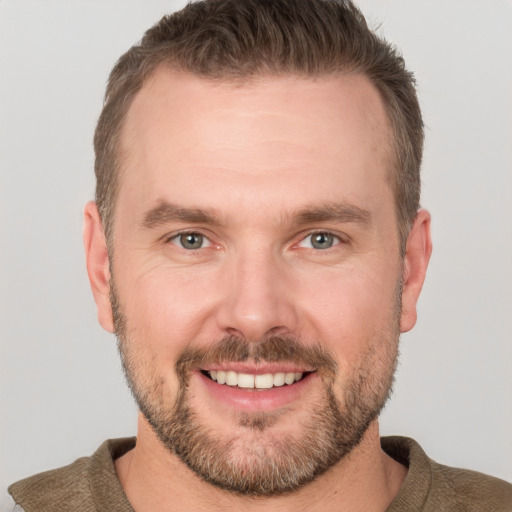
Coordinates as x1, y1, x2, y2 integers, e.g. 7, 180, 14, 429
83, 68, 432, 511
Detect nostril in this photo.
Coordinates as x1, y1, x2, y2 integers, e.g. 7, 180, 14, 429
225, 327, 245, 339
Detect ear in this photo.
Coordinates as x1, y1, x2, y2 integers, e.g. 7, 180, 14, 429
400, 209, 432, 333
83, 201, 114, 333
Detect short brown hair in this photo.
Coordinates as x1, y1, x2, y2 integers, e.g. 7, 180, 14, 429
94, 0, 423, 253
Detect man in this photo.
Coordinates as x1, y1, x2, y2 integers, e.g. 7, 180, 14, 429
6, 0, 512, 510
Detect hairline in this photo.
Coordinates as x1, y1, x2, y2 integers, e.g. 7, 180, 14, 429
102, 64, 406, 255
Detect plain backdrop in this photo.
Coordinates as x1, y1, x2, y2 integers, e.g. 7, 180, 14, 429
1, 0, 511, 492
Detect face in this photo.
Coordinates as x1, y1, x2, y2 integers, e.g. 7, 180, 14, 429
86, 69, 429, 496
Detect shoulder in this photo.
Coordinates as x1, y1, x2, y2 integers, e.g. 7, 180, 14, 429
7, 438, 135, 512
429, 460, 512, 511
8, 456, 92, 512
383, 436, 512, 512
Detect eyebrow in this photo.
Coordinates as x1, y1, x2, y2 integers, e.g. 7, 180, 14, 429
291, 203, 372, 228
142, 201, 224, 229
141, 200, 372, 230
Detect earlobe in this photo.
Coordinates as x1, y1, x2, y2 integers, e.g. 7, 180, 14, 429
83, 201, 114, 333
400, 209, 432, 333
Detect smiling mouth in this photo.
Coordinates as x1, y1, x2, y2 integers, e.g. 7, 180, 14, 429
202, 370, 309, 389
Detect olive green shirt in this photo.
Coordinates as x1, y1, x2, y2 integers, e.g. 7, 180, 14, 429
8, 436, 512, 511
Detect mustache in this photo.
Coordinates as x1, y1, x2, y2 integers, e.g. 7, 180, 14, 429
175, 335, 338, 381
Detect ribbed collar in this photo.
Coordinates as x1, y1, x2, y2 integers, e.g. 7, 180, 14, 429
88, 437, 136, 512
382, 436, 432, 511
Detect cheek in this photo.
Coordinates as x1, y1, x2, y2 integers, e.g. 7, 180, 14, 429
119, 264, 221, 353
296, 267, 400, 361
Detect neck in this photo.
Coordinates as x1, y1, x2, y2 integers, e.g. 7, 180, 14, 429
115, 414, 407, 512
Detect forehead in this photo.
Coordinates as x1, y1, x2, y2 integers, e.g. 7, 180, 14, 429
118, 68, 393, 222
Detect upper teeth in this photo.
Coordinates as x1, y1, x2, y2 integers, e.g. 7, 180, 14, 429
209, 370, 303, 389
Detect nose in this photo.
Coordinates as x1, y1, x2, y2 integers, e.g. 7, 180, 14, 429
215, 247, 298, 342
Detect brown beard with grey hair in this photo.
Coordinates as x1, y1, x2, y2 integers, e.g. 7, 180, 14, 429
111, 282, 400, 496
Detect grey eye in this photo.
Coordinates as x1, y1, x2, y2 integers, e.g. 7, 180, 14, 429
299, 231, 340, 250
310, 232, 334, 249
177, 233, 206, 250
298, 232, 340, 250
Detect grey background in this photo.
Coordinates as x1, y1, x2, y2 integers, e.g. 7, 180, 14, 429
1, 0, 511, 491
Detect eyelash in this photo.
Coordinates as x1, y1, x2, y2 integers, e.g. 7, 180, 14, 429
166, 230, 345, 252
297, 231, 343, 250
167, 231, 211, 250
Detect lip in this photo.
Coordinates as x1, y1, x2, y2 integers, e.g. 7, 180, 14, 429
195, 369, 316, 412
201, 362, 314, 374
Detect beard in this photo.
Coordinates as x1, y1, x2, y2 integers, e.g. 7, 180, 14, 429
111, 282, 401, 497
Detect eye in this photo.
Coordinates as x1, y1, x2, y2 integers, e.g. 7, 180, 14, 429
170, 232, 211, 250
298, 232, 340, 250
